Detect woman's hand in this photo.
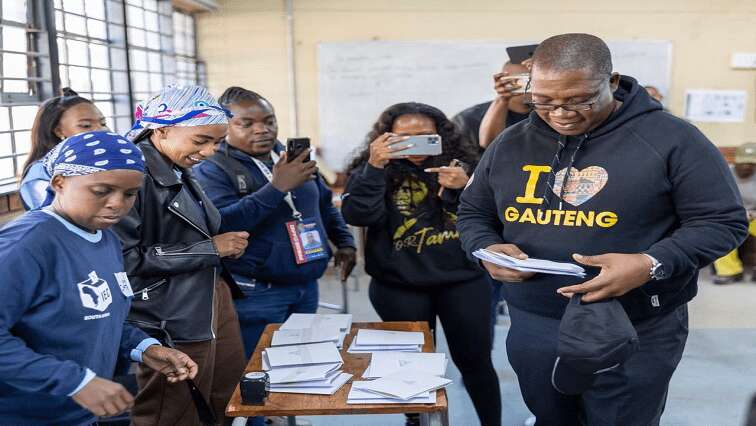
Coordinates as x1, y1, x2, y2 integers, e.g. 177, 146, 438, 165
367, 133, 411, 169
425, 166, 470, 190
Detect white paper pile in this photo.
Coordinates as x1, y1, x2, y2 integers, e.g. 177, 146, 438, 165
473, 248, 586, 277
347, 371, 451, 404
362, 352, 448, 379
280, 313, 353, 348
262, 342, 351, 395
348, 329, 424, 354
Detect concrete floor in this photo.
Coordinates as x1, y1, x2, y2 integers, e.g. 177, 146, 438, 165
298, 266, 756, 426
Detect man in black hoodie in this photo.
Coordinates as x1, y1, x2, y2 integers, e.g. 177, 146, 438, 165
457, 33, 748, 426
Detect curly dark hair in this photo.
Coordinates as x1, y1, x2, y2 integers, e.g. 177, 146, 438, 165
346, 102, 479, 227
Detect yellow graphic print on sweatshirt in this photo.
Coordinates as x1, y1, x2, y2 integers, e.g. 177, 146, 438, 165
391, 176, 460, 253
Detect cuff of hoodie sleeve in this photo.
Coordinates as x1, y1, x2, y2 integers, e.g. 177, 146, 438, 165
251, 182, 287, 206
362, 163, 386, 180
644, 246, 675, 279
130, 338, 162, 363
67, 368, 96, 397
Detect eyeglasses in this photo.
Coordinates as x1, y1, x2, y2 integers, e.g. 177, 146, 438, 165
522, 79, 604, 112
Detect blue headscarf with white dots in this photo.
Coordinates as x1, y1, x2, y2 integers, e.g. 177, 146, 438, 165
40, 130, 145, 207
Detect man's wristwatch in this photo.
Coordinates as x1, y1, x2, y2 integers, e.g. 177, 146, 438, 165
643, 253, 666, 281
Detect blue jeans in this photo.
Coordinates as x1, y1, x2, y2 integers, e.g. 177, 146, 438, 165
233, 276, 320, 359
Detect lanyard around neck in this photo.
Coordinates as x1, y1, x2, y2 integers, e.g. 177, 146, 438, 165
249, 151, 303, 220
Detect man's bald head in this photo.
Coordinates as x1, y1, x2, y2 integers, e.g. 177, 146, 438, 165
532, 33, 613, 78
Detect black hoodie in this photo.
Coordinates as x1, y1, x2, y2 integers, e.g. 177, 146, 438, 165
458, 76, 748, 321
342, 160, 486, 287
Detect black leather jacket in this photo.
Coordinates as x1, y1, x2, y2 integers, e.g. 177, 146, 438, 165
113, 141, 242, 343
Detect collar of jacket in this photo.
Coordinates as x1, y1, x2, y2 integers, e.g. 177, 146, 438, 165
138, 140, 221, 236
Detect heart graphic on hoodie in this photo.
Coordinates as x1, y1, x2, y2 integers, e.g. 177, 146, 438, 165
552, 166, 608, 206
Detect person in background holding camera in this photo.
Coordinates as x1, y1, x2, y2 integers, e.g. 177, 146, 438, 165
341, 102, 501, 426
476, 59, 533, 149
19, 88, 108, 210
114, 86, 249, 426
194, 86, 356, 364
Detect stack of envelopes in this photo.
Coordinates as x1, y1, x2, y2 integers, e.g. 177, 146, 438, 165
262, 342, 352, 395
347, 329, 424, 354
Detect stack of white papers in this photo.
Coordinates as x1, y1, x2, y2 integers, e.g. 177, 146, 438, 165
347, 371, 451, 404
473, 249, 586, 277
348, 329, 424, 354
280, 313, 353, 348
271, 326, 342, 347
261, 342, 350, 395
362, 352, 448, 379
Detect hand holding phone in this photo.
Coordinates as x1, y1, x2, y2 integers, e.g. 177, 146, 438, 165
286, 138, 311, 163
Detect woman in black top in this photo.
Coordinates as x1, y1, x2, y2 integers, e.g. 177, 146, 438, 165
342, 102, 501, 426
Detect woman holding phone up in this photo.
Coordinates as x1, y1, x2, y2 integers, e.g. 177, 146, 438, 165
341, 102, 501, 426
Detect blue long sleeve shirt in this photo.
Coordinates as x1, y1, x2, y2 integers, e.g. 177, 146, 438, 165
0, 209, 158, 426
194, 143, 355, 284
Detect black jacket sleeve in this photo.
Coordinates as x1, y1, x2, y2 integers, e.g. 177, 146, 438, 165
340, 162, 388, 227
317, 176, 356, 249
112, 187, 222, 279
644, 125, 749, 279
456, 147, 506, 261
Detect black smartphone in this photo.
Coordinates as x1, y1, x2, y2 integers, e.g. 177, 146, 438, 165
286, 137, 310, 162
506, 44, 539, 64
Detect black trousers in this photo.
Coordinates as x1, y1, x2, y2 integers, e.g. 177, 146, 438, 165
369, 277, 502, 426
506, 303, 689, 426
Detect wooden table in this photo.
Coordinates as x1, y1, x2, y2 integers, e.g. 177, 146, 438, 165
226, 321, 449, 426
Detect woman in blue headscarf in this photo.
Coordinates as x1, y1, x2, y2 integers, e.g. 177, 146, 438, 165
0, 131, 198, 426
113, 86, 249, 426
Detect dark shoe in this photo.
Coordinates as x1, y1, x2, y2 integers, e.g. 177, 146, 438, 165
713, 273, 744, 285
405, 413, 420, 426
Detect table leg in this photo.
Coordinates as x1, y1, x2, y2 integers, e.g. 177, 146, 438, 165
419, 409, 449, 426
287, 415, 297, 426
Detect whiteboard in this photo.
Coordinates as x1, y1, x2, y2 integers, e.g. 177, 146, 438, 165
318, 40, 672, 171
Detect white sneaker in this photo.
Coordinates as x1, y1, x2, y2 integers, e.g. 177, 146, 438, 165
523, 415, 537, 426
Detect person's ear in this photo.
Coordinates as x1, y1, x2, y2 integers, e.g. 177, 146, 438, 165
609, 72, 621, 92
50, 174, 66, 194
53, 125, 65, 140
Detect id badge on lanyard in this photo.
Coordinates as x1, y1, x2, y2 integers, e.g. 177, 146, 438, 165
251, 153, 328, 265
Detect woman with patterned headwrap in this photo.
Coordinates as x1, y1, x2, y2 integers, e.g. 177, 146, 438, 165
0, 131, 198, 425
113, 86, 249, 426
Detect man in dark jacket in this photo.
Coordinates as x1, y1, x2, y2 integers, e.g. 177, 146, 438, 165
457, 33, 748, 426
194, 87, 356, 358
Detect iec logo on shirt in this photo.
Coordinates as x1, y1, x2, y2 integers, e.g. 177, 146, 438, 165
77, 271, 113, 318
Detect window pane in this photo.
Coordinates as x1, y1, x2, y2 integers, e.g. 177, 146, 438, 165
91, 68, 111, 92
64, 13, 87, 36
66, 39, 89, 66
0, 133, 12, 157
146, 31, 159, 49
147, 51, 161, 70
128, 27, 145, 47
2, 53, 28, 78
2, 0, 27, 23
56, 38, 68, 64
56, 10, 65, 30
2, 26, 27, 52
89, 43, 109, 68
127, 5, 144, 29
0, 107, 10, 130
130, 49, 147, 71
94, 101, 114, 119
16, 155, 29, 175
15, 131, 31, 155
68, 66, 92, 92
62, 0, 85, 15
110, 47, 127, 70
88, 18, 107, 39
112, 71, 129, 93
143, 0, 157, 11
132, 72, 149, 93
84, 0, 106, 19
59, 65, 70, 87
149, 73, 162, 91
145, 11, 158, 30
11, 106, 38, 131
0, 158, 14, 180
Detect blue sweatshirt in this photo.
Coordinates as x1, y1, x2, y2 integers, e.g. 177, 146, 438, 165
458, 76, 749, 321
194, 142, 355, 284
0, 209, 158, 426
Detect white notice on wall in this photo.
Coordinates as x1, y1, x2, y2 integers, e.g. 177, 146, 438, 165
684, 90, 747, 123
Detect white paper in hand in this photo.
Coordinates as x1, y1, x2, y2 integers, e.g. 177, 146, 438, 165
473, 249, 585, 277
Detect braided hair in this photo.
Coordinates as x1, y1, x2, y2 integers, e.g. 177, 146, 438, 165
218, 86, 273, 109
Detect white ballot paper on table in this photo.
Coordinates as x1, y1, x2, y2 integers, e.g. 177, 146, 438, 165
269, 372, 353, 395
347, 381, 437, 404
280, 313, 353, 332
363, 352, 448, 378
271, 326, 342, 346
355, 329, 425, 346
269, 369, 342, 388
264, 342, 342, 368
473, 249, 586, 277
357, 370, 451, 401
264, 361, 342, 384
347, 342, 421, 354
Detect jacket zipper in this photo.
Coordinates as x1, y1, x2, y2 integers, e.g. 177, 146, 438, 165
155, 240, 216, 256
139, 279, 167, 301
168, 204, 213, 239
